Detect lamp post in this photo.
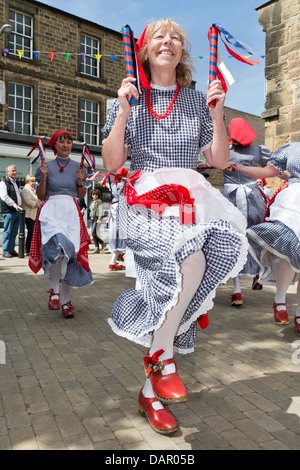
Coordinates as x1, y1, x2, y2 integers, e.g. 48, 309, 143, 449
0, 24, 12, 36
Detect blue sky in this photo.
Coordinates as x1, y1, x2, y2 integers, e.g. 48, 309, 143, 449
36, 0, 267, 116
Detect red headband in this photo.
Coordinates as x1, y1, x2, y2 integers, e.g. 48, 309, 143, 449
229, 118, 256, 147
136, 24, 152, 52
47, 130, 73, 155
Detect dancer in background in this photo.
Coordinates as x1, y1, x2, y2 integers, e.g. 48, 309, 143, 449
89, 189, 104, 253
222, 118, 272, 304
108, 168, 129, 271
30, 130, 93, 318
227, 142, 300, 336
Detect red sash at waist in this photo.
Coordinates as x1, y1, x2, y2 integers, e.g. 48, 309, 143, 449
124, 170, 195, 225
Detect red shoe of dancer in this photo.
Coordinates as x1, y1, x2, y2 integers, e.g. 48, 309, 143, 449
273, 302, 289, 325
62, 301, 75, 319
137, 390, 178, 435
109, 264, 125, 271
197, 313, 209, 329
47, 289, 60, 310
231, 292, 243, 307
294, 316, 300, 336
144, 350, 188, 404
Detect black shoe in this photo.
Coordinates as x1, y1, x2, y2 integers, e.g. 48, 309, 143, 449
10, 250, 18, 257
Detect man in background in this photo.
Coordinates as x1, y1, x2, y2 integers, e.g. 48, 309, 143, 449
0, 164, 22, 258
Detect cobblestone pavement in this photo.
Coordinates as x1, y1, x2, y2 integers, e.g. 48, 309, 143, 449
0, 252, 300, 451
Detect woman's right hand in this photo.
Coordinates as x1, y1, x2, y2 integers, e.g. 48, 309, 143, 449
39, 163, 48, 178
118, 77, 139, 114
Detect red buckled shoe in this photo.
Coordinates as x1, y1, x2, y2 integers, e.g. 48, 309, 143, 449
109, 264, 125, 271
138, 390, 178, 435
62, 301, 75, 319
294, 316, 300, 336
231, 292, 243, 307
273, 302, 289, 325
47, 289, 60, 310
144, 350, 188, 403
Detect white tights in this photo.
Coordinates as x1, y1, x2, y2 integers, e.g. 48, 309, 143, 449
110, 250, 124, 265
275, 259, 300, 321
49, 258, 71, 305
142, 250, 206, 405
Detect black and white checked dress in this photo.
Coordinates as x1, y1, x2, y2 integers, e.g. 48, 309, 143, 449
247, 142, 300, 285
102, 84, 248, 353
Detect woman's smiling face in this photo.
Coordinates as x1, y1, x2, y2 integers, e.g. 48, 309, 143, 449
145, 28, 183, 74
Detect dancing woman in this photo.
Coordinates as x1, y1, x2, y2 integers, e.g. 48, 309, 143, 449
102, 18, 248, 434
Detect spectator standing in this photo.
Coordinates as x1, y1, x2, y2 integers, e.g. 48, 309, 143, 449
21, 174, 40, 256
0, 164, 22, 258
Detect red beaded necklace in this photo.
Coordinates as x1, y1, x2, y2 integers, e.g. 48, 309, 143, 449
56, 157, 70, 172
146, 81, 180, 120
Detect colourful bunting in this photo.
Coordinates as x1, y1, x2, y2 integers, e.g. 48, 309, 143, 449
2, 47, 265, 63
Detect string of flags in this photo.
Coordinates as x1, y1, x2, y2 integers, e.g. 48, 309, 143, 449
2, 48, 121, 62
2, 49, 264, 62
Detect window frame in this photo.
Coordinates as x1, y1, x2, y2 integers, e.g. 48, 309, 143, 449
80, 98, 100, 146
8, 82, 33, 135
8, 9, 33, 60
80, 34, 101, 78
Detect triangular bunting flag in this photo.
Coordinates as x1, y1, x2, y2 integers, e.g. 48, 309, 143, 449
80, 54, 85, 62
110, 54, 116, 63
17, 50, 24, 59
95, 54, 102, 62
64, 53, 70, 62
33, 51, 40, 60
48, 52, 55, 61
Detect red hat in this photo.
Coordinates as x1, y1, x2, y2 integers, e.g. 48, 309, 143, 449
229, 118, 257, 147
47, 130, 73, 155
136, 24, 152, 52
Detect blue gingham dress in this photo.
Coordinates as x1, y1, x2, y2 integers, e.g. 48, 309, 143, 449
247, 142, 300, 284
102, 84, 248, 353
222, 144, 271, 276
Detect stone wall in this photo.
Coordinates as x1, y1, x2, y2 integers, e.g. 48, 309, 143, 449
257, 0, 300, 151
0, 0, 126, 141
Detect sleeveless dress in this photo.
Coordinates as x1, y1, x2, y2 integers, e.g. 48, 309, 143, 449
102, 84, 248, 354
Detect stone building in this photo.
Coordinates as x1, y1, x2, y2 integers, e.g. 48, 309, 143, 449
257, 0, 300, 150
0, 0, 126, 187
0, 0, 268, 218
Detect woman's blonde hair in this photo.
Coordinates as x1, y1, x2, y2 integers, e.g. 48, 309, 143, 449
139, 18, 195, 88
25, 174, 36, 184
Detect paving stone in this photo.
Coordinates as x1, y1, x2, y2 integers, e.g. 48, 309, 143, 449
1, 255, 300, 450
